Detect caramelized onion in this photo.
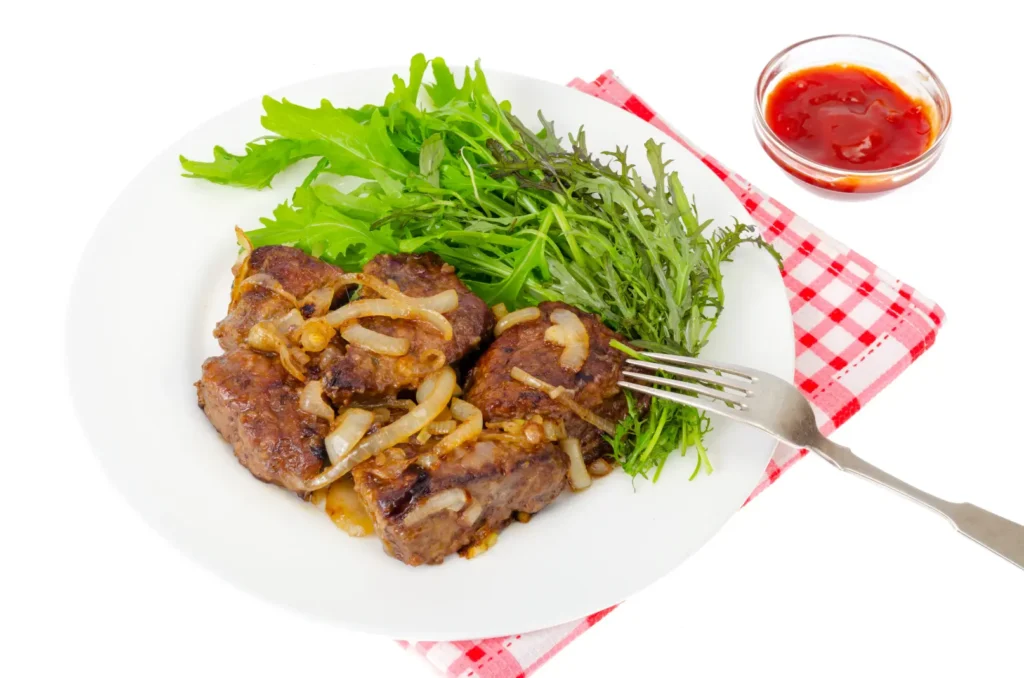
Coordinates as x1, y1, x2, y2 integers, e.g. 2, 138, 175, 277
523, 422, 544, 444
230, 227, 254, 305
421, 348, 447, 372
416, 373, 438, 404
299, 318, 335, 352
325, 299, 452, 340
486, 419, 524, 435
299, 380, 334, 422
545, 309, 589, 372
314, 476, 374, 537
562, 437, 591, 491
300, 286, 335, 317
416, 452, 440, 470
491, 303, 508, 320
402, 488, 468, 526
461, 498, 483, 526
340, 322, 411, 356
494, 306, 540, 336
542, 419, 567, 441
299, 367, 457, 490
237, 273, 299, 306
247, 321, 308, 381
336, 273, 459, 313
478, 433, 519, 443
587, 458, 614, 477
509, 366, 553, 393
275, 308, 305, 339
234, 226, 253, 259
324, 408, 375, 465
434, 398, 483, 455
361, 397, 417, 412
427, 420, 457, 435
450, 398, 478, 421
509, 367, 616, 435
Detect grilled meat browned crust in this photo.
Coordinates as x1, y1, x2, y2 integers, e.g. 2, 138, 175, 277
214, 245, 347, 350
464, 301, 639, 461
352, 437, 567, 565
197, 348, 328, 491
322, 253, 494, 405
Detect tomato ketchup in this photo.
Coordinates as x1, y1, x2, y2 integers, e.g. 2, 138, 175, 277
764, 64, 935, 171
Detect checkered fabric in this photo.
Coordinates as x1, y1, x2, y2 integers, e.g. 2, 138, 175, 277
400, 71, 945, 678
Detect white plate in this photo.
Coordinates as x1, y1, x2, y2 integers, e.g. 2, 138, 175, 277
67, 66, 794, 640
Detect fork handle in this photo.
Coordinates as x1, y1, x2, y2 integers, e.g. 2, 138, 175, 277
813, 438, 1024, 571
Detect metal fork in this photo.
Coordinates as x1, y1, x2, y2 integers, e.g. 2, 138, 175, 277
619, 352, 1024, 571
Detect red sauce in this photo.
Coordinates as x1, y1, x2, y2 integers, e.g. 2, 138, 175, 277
764, 64, 934, 171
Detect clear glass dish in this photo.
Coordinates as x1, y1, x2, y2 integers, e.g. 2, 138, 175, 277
754, 34, 952, 193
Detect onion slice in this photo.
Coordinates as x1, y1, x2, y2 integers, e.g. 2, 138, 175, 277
420, 348, 447, 372
299, 318, 335, 353
494, 306, 540, 337
509, 367, 617, 435
275, 308, 305, 339
544, 309, 589, 372
340, 322, 411, 356
237, 273, 299, 307
434, 398, 483, 456
312, 476, 375, 537
300, 286, 335, 317
587, 458, 614, 477
427, 420, 457, 435
491, 303, 508, 320
230, 227, 254, 305
542, 419, 567, 441
299, 367, 457, 490
324, 408, 375, 465
461, 498, 483, 526
299, 380, 334, 423
246, 321, 309, 382
562, 437, 591, 491
325, 299, 452, 340
416, 373, 438, 404
402, 488, 469, 526
334, 273, 459, 313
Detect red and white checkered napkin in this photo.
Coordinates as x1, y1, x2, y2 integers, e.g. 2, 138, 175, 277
399, 71, 946, 678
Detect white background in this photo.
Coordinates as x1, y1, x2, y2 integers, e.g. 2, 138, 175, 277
3, 1, 1022, 676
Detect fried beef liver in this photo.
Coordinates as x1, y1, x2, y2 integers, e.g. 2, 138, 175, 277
322, 253, 494, 404
352, 437, 567, 565
197, 348, 328, 491
214, 245, 346, 351
464, 301, 637, 461
196, 249, 633, 566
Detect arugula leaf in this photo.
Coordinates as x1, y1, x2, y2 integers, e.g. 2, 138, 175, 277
419, 133, 445, 187
179, 139, 322, 188
468, 210, 553, 307
260, 97, 415, 179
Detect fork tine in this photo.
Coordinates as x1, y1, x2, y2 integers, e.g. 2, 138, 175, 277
618, 381, 743, 420
638, 352, 756, 382
621, 370, 747, 407
624, 359, 753, 393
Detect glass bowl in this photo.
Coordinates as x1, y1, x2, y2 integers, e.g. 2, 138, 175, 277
754, 34, 952, 193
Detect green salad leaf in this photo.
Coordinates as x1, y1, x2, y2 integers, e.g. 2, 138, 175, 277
181, 55, 780, 481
